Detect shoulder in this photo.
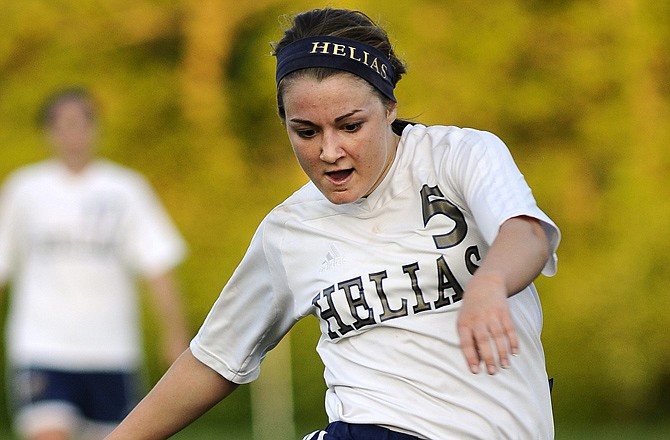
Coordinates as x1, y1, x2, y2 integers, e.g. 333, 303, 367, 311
91, 160, 147, 182
1, 160, 59, 194
263, 182, 330, 226
88, 160, 156, 193
257, 181, 358, 247
402, 124, 506, 152
401, 124, 513, 168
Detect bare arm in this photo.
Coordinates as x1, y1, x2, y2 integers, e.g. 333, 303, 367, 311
146, 271, 191, 365
106, 349, 238, 439
457, 215, 550, 375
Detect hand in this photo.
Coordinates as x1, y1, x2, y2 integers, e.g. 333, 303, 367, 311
456, 273, 518, 375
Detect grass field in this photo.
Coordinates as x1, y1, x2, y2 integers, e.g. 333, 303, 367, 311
173, 421, 670, 439
556, 422, 670, 440
2, 421, 670, 439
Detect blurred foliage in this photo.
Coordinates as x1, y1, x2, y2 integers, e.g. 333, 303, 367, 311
1, 0, 669, 434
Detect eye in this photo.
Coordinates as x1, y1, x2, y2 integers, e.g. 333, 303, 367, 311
342, 121, 362, 133
295, 128, 317, 139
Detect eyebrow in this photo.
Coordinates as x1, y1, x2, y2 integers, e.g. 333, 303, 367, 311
288, 109, 363, 125
334, 109, 362, 123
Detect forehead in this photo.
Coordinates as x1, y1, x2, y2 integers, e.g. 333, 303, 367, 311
47, 98, 94, 124
282, 73, 381, 115
54, 98, 90, 113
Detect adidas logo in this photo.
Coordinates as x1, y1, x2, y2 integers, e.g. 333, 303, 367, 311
320, 244, 346, 272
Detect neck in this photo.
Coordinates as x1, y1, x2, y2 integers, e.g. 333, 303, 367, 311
62, 157, 92, 174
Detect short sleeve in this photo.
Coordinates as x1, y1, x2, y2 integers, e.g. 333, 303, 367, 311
448, 130, 560, 276
190, 217, 296, 384
124, 177, 186, 277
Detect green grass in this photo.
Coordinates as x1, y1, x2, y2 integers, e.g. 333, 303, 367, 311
556, 421, 670, 440
174, 421, 670, 440
172, 423, 251, 439
2, 421, 670, 439
178, 421, 670, 439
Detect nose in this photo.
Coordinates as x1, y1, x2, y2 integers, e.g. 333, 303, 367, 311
319, 131, 344, 163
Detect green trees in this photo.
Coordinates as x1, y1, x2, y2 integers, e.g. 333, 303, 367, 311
1, 0, 668, 431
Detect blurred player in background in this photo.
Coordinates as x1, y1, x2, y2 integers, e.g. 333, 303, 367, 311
0, 87, 190, 440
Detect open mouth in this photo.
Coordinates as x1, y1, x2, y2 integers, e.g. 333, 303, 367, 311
326, 169, 354, 184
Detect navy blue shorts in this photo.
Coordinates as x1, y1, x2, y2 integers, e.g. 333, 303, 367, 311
303, 422, 423, 440
11, 367, 142, 423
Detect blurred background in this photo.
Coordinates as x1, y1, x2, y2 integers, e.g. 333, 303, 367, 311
1, 0, 669, 438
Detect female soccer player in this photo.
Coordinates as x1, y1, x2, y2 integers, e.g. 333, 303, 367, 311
106, 7, 560, 439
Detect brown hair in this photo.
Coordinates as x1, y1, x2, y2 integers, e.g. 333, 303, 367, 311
38, 87, 97, 128
272, 8, 412, 134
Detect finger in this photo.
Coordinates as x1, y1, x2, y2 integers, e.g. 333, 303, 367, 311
491, 313, 519, 372
457, 325, 481, 374
489, 320, 510, 371
501, 314, 519, 357
474, 329, 498, 375
468, 323, 498, 375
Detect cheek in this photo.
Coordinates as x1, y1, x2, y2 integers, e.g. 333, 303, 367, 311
288, 138, 316, 172
356, 135, 385, 170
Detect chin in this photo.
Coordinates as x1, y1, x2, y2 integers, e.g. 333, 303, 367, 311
325, 192, 360, 205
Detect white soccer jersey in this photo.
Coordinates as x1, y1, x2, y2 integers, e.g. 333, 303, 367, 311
0, 159, 186, 371
191, 125, 560, 439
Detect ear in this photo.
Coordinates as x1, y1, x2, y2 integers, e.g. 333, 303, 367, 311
386, 102, 397, 124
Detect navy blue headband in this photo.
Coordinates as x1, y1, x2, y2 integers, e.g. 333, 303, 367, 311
275, 36, 396, 102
